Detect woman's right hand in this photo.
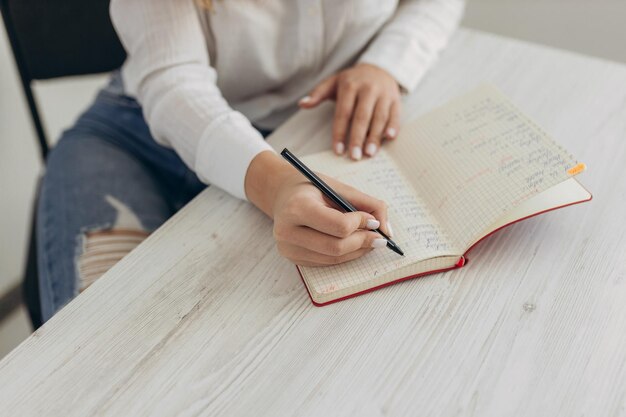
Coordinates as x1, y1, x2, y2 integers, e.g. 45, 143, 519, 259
245, 151, 392, 267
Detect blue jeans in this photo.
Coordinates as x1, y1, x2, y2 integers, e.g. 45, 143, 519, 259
36, 73, 268, 323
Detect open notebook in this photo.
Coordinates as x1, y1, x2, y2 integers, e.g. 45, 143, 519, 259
297, 85, 592, 306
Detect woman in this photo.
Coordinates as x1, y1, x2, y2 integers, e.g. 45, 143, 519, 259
37, 0, 464, 322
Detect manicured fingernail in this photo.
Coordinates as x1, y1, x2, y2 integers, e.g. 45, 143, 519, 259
335, 142, 345, 155
386, 127, 397, 138
365, 143, 377, 156
351, 147, 362, 160
299, 95, 312, 104
366, 219, 380, 229
372, 238, 387, 248
387, 221, 394, 237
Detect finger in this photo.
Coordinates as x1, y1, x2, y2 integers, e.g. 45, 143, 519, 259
330, 180, 393, 237
279, 243, 375, 267
299, 75, 338, 109
332, 82, 357, 156
385, 100, 401, 141
283, 227, 385, 257
348, 90, 377, 161
364, 99, 391, 157
287, 199, 381, 238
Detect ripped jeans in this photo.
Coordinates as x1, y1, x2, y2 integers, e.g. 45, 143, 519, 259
37, 72, 264, 323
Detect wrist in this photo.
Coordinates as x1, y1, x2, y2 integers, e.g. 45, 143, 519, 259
355, 62, 403, 94
244, 150, 292, 218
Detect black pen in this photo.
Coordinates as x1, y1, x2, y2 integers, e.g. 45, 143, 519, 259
280, 148, 404, 257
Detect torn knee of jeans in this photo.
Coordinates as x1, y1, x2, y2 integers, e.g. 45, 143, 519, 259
76, 194, 156, 292
77, 195, 152, 292
77, 228, 150, 292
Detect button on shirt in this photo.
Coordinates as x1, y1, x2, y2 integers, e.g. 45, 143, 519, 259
110, 0, 465, 200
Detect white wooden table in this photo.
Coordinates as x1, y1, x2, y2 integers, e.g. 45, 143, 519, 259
1, 29, 625, 417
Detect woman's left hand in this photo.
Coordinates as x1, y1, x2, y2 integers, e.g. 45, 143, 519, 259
298, 63, 401, 160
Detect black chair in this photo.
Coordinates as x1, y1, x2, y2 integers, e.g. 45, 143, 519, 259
1, 0, 126, 328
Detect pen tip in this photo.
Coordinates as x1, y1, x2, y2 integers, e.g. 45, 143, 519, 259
384, 236, 404, 257
390, 244, 404, 257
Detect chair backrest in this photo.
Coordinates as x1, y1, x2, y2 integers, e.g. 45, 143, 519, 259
1, 0, 126, 160
1, 0, 126, 80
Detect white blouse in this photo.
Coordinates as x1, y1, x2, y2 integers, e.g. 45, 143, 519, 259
110, 0, 465, 200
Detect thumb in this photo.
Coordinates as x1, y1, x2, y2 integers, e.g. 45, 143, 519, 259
299, 75, 338, 108
354, 211, 381, 231
336, 185, 391, 237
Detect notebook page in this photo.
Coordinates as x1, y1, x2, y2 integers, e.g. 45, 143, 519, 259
470, 178, 591, 249
298, 151, 460, 298
387, 85, 582, 250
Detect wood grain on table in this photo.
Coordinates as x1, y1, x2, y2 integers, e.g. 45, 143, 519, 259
0, 29, 625, 417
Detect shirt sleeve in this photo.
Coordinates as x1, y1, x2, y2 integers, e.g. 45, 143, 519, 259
109, 0, 274, 200
358, 0, 465, 92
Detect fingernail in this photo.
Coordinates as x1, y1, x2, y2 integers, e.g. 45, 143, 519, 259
371, 238, 387, 248
366, 219, 380, 229
365, 143, 377, 156
386, 127, 397, 138
299, 95, 312, 105
387, 221, 394, 237
351, 147, 362, 160
335, 142, 345, 155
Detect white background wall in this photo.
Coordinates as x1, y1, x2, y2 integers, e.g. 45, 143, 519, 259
1, 0, 626, 358
463, 0, 626, 64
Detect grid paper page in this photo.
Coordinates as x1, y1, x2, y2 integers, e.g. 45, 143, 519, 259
299, 151, 460, 302
388, 85, 581, 250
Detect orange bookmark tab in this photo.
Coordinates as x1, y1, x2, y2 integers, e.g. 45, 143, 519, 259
567, 162, 587, 176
